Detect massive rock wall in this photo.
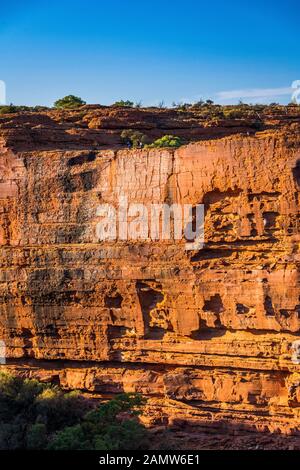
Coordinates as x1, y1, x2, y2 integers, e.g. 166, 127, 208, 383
0, 128, 300, 434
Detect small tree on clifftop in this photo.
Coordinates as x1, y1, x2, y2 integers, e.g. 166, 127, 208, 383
54, 95, 86, 109
112, 100, 134, 108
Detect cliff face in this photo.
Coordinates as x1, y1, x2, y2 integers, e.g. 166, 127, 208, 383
1, 108, 300, 439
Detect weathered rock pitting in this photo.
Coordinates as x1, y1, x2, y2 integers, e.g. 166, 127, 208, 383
0, 109, 300, 439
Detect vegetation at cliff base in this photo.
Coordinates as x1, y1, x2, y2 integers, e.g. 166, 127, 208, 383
0, 371, 148, 450
48, 393, 148, 450
54, 95, 86, 109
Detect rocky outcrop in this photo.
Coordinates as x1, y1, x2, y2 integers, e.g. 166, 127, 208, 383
1, 105, 299, 152
0, 108, 300, 441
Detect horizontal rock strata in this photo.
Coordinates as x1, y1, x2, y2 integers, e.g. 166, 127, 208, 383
0, 109, 300, 437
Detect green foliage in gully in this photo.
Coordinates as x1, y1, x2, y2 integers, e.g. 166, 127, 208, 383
0, 371, 148, 450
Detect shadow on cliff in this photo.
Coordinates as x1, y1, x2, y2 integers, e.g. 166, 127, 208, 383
293, 159, 300, 187
4, 114, 119, 152
150, 418, 300, 450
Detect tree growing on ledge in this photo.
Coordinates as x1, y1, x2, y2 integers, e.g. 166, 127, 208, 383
121, 129, 148, 148
53, 95, 86, 109
148, 135, 183, 149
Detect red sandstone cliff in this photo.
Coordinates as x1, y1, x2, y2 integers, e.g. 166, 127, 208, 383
0, 107, 300, 447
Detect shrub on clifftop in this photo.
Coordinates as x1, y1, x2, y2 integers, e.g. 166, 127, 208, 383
112, 100, 134, 107
54, 95, 86, 109
0, 104, 18, 114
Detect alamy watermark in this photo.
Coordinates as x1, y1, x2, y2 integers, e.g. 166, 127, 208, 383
291, 340, 300, 365
95, 196, 204, 251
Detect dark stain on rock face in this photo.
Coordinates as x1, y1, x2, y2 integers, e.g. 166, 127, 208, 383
136, 281, 169, 338
60, 170, 97, 193
203, 294, 224, 315
292, 159, 300, 187
264, 296, 275, 316
105, 293, 123, 309
67, 152, 97, 167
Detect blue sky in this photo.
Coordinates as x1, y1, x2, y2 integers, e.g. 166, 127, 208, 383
0, 0, 299, 106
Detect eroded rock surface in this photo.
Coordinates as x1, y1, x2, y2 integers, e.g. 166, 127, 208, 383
0, 109, 300, 441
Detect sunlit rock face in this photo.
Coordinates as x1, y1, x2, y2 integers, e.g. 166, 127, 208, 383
0, 108, 300, 436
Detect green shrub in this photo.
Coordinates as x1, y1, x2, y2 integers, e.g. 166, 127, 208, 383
26, 423, 47, 449
54, 95, 86, 109
35, 388, 87, 432
0, 372, 149, 450
48, 393, 148, 450
149, 135, 183, 148
0, 105, 50, 115
121, 129, 148, 148
113, 100, 134, 107
223, 109, 244, 119
0, 104, 18, 115
47, 424, 89, 450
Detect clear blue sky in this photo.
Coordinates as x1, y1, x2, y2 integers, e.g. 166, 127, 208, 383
0, 0, 299, 106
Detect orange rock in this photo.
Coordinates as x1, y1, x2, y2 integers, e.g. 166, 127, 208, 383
0, 108, 300, 437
